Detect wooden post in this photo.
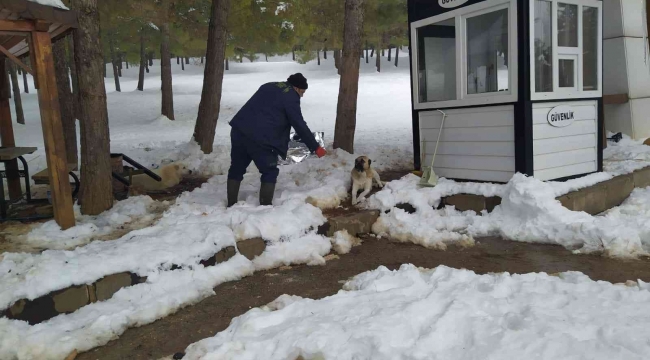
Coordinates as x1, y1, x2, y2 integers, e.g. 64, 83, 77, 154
30, 32, 75, 229
0, 57, 22, 201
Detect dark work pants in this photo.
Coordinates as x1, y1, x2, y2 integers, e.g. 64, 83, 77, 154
227, 127, 280, 184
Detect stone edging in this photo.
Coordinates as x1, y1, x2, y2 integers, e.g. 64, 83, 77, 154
1, 238, 266, 325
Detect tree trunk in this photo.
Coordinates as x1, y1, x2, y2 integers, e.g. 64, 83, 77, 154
8, 62, 25, 125
181, 57, 185, 70
317, 49, 320, 65
176, 56, 180, 64
125, 59, 129, 69
201, 56, 204, 64
185, 57, 189, 64
365, 41, 368, 64
333, 0, 364, 153
148, 52, 154, 66
118, 53, 123, 74
22, 63, 29, 93
68, 36, 80, 119
137, 29, 145, 91
193, 0, 231, 154
160, 19, 175, 119
71, 0, 113, 215
109, 34, 121, 91
395, 46, 399, 67
334, 49, 340, 71
324, 46, 328, 59
16, 66, 21, 75
381, 49, 384, 56
292, 47, 295, 61
53, 39, 78, 168
103, 56, 107, 77
0, 59, 21, 201
265, 54, 268, 62
388, 47, 392, 61
370, 47, 374, 57
375, 44, 381, 72
225, 57, 229, 70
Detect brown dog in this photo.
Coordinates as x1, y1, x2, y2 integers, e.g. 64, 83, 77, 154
351, 156, 383, 205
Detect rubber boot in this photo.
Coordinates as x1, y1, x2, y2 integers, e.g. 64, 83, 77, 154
259, 182, 276, 206
227, 179, 241, 207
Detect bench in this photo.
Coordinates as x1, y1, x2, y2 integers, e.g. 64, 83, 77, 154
32, 164, 80, 198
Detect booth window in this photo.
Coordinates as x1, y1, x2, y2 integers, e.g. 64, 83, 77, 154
583, 5, 598, 91
466, 9, 509, 94
417, 18, 457, 103
534, 0, 553, 92
532, 0, 602, 98
413, 0, 516, 108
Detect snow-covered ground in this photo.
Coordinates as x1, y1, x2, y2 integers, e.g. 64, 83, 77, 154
183, 264, 650, 360
3, 49, 650, 359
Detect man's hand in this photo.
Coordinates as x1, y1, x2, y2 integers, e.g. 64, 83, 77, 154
315, 147, 327, 158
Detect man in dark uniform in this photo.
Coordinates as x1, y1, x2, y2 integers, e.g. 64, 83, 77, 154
227, 73, 327, 207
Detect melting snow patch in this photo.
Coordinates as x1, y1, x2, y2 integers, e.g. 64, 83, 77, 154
183, 264, 650, 360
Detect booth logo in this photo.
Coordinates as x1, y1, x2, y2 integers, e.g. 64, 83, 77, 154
547, 105, 576, 128
439, 0, 469, 9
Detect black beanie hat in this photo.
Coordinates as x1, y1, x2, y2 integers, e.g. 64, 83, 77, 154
287, 73, 308, 90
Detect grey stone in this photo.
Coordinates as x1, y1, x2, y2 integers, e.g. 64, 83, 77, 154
633, 167, 650, 189
94, 272, 133, 302
444, 194, 487, 213
605, 174, 634, 210
237, 238, 266, 260
52, 285, 90, 313
8, 299, 26, 317
325, 210, 380, 237
215, 246, 237, 263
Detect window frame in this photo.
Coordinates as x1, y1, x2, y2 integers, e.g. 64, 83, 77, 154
411, 0, 518, 110
530, 0, 602, 100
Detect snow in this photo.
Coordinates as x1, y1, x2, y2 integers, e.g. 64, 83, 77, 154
370, 173, 650, 257
183, 264, 650, 360
26, 0, 68, 10
0, 255, 255, 360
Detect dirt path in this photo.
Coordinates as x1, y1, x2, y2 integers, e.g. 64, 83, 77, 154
78, 237, 650, 360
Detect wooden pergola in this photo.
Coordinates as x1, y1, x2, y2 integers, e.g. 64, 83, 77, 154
0, 0, 77, 229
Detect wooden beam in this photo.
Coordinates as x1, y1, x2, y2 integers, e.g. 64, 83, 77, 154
0, 57, 23, 201
27, 33, 39, 89
603, 93, 629, 105
30, 31, 75, 229
33, 20, 52, 32
0, 44, 33, 75
0, 20, 35, 32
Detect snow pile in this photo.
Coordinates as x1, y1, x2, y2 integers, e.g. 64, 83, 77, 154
183, 264, 650, 360
604, 134, 650, 175
370, 174, 650, 257
27, 0, 68, 10
24, 196, 164, 250
330, 230, 361, 254
0, 256, 255, 360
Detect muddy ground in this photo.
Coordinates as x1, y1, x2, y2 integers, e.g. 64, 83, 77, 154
78, 236, 650, 360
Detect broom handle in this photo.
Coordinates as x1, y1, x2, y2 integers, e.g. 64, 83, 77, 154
430, 110, 447, 168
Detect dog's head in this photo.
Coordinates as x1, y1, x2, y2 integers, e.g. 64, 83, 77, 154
173, 163, 193, 176
354, 156, 371, 172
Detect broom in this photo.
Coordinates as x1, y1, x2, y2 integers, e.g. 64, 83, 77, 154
419, 109, 447, 187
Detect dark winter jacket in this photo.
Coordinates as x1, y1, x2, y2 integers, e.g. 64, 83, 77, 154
229, 82, 320, 159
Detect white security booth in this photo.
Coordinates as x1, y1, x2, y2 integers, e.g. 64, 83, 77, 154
408, 0, 603, 182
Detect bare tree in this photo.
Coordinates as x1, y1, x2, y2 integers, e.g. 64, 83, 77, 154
160, 0, 174, 120
71, 0, 114, 215
7, 62, 24, 124
193, 0, 231, 153
333, 0, 364, 153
